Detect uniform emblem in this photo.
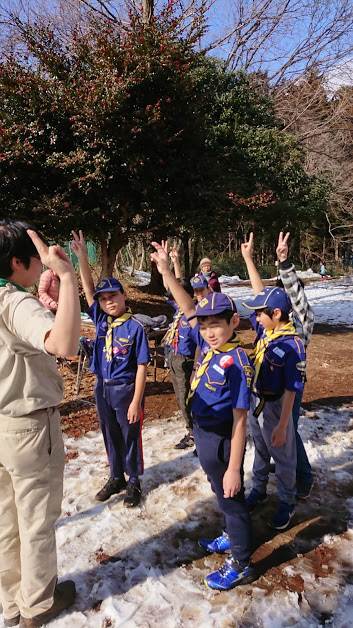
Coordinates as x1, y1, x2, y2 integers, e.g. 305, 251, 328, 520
199, 298, 209, 308
97, 280, 106, 288
219, 355, 234, 369
205, 383, 216, 392
213, 364, 225, 376
273, 347, 285, 358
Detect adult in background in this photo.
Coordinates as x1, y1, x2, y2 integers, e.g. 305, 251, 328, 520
38, 268, 60, 313
0, 221, 80, 627
199, 257, 221, 292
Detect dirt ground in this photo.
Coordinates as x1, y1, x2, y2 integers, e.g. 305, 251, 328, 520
59, 284, 353, 438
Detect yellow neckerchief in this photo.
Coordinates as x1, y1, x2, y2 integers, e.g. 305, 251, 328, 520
104, 312, 132, 362
188, 338, 241, 401
161, 309, 183, 348
253, 321, 297, 384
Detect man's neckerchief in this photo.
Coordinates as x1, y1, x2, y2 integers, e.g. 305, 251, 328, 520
0, 278, 27, 292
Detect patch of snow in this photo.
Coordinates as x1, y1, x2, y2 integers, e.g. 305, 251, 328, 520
2, 402, 350, 627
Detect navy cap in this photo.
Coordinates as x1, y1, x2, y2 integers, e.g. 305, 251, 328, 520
243, 287, 292, 313
93, 277, 124, 299
188, 292, 237, 320
190, 274, 209, 289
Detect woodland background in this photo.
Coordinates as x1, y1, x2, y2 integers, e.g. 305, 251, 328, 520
1, 0, 353, 286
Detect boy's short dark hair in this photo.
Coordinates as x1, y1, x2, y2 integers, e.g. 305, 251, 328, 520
261, 306, 290, 323
197, 309, 235, 325
0, 220, 39, 277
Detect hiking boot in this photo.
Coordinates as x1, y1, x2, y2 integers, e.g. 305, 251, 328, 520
124, 480, 142, 508
19, 580, 76, 627
95, 477, 127, 502
175, 433, 194, 449
246, 489, 268, 512
4, 615, 20, 627
199, 531, 231, 554
271, 502, 295, 530
205, 558, 256, 591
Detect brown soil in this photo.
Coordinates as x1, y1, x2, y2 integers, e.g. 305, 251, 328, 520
59, 284, 353, 438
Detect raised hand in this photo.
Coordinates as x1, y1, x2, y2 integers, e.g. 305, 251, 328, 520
276, 231, 290, 262
150, 241, 170, 275
169, 246, 179, 264
27, 230, 73, 279
241, 232, 254, 260
71, 230, 88, 260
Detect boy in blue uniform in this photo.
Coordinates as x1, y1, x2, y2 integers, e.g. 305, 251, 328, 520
151, 242, 256, 591
72, 231, 150, 507
190, 273, 211, 302
243, 286, 306, 530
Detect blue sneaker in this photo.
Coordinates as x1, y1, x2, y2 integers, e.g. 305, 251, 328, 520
198, 531, 231, 554
271, 502, 295, 530
205, 558, 256, 591
246, 489, 268, 512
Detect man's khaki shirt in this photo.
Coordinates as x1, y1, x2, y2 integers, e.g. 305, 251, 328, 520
0, 284, 63, 417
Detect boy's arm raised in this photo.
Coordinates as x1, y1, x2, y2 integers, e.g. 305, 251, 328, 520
151, 242, 196, 325
71, 230, 95, 307
27, 230, 81, 357
241, 232, 264, 295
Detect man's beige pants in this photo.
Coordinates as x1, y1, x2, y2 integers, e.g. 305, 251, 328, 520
0, 408, 64, 620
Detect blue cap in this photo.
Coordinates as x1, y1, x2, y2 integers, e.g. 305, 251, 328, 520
93, 277, 124, 299
190, 274, 209, 289
188, 292, 237, 320
243, 287, 292, 313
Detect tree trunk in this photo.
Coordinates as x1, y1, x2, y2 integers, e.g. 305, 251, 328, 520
99, 228, 128, 278
149, 261, 165, 294
142, 0, 154, 24
182, 232, 190, 277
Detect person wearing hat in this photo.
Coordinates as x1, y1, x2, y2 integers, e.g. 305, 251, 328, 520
151, 241, 256, 592
72, 231, 150, 507
190, 273, 212, 302
199, 257, 221, 293
241, 236, 306, 530
242, 232, 314, 502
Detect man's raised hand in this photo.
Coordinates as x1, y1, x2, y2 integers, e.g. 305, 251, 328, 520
27, 230, 73, 278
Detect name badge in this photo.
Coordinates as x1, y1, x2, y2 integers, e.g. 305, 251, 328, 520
213, 364, 225, 376
273, 347, 285, 358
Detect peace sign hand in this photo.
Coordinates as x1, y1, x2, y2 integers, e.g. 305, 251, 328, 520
71, 230, 88, 260
27, 230, 74, 279
276, 232, 290, 262
150, 241, 170, 275
241, 232, 254, 260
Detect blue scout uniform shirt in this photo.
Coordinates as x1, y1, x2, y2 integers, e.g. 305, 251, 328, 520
166, 301, 197, 359
190, 325, 253, 427
88, 302, 150, 383
250, 313, 306, 397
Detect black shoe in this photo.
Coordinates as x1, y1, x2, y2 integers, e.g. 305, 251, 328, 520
124, 480, 142, 508
95, 477, 127, 502
175, 433, 194, 449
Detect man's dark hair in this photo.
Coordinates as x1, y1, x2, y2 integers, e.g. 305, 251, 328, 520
197, 309, 235, 325
0, 220, 39, 277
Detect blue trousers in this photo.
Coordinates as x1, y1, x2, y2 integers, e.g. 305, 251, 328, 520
250, 395, 297, 505
193, 420, 252, 567
293, 390, 313, 486
95, 378, 144, 480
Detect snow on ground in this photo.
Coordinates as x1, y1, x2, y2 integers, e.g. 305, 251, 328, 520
126, 270, 353, 327
5, 404, 350, 627
222, 276, 353, 327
